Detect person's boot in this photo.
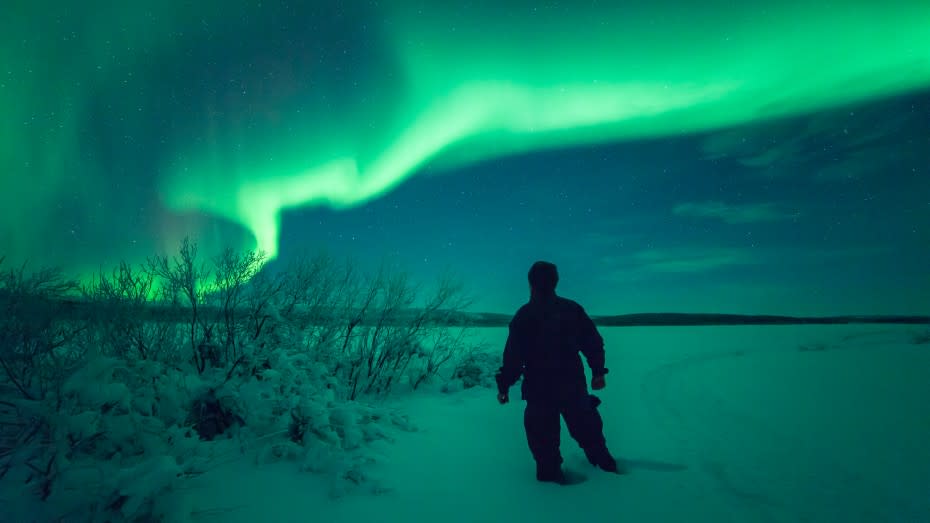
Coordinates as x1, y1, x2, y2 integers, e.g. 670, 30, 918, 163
586, 448, 625, 474
597, 455, 621, 473
536, 463, 567, 484
584, 448, 599, 466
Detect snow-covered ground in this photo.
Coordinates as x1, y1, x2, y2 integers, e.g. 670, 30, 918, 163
190, 324, 930, 523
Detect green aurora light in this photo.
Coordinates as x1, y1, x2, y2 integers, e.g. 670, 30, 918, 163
3, 1, 930, 268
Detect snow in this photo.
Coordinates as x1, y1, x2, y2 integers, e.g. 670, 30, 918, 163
2, 324, 927, 521
176, 324, 930, 523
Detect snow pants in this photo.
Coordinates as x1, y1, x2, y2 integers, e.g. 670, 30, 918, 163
523, 394, 610, 472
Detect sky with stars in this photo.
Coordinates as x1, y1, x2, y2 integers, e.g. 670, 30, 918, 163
2, 1, 929, 315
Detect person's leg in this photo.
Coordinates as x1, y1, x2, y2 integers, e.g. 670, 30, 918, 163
524, 401, 564, 481
562, 395, 605, 465
561, 394, 619, 472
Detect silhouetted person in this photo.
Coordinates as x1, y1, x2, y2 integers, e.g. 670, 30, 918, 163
496, 261, 621, 484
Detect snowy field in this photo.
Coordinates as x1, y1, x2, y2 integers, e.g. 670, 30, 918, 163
191, 324, 930, 523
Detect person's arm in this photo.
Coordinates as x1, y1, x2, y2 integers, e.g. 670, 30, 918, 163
577, 305, 608, 379
495, 321, 524, 402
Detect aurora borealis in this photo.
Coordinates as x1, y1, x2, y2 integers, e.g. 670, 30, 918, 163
2, 1, 929, 314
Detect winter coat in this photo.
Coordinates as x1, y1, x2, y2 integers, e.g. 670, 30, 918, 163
496, 293, 608, 402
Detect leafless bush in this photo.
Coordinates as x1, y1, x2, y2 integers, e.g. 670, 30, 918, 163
0, 258, 88, 506
334, 267, 475, 399
0, 258, 85, 401
0, 244, 479, 519
208, 248, 267, 365
407, 273, 474, 390
82, 262, 180, 363
233, 254, 476, 400
338, 268, 413, 399
281, 253, 350, 352
148, 238, 211, 373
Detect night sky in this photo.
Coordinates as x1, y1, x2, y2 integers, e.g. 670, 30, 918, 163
2, 1, 929, 315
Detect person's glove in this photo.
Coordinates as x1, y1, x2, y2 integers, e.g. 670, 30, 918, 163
497, 392, 509, 404
591, 375, 606, 390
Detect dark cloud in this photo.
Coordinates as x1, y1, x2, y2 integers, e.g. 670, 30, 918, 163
700, 90, 930, 180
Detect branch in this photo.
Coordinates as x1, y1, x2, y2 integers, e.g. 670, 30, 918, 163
0, 357, 33, 400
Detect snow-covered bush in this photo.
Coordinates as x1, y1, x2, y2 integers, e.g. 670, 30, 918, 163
0, 354, 206, 522
1, 241, 480, 516
235, 339, 418, 498
445, 347, 499, 391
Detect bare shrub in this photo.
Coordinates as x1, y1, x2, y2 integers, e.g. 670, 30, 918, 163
82, 262, 181, 363
332, 266, 474, 399
209, 248, 266, 364
0, 243, 479, 519
0, 258, 85, 401
148, 237, 211, 373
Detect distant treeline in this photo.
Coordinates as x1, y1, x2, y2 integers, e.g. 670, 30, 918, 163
469, 311, 930, 327
3, 294, 928, 327
0, 295, 475, 327
591, 313, 930, 327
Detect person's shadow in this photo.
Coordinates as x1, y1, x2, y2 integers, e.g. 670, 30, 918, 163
619, 458, 688, 472
566, 452, 687, 473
